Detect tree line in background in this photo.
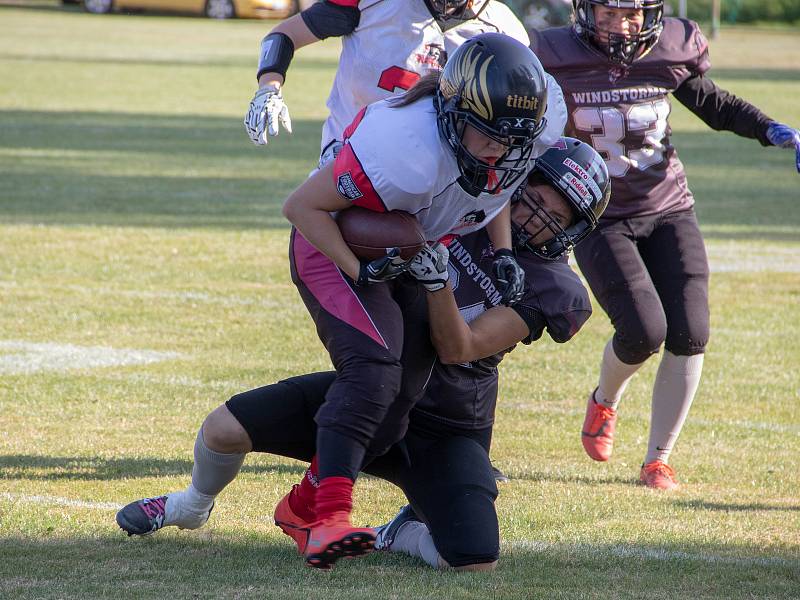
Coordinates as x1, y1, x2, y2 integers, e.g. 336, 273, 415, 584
508, 0, 800, 29
672, 0, 800, 24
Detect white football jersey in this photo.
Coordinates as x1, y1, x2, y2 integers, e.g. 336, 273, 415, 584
332, 95, 562, 242
320, 0, 530, 154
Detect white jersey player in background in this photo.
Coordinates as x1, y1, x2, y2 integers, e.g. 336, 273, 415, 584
243, 0, 568, 483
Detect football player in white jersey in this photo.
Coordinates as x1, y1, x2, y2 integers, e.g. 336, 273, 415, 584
280, 34, 556, 569
244, 0, 531, 157
244, 0, 568, 309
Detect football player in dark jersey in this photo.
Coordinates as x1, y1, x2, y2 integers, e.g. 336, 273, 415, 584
115, 140, 610, 571
530, 0, 800, 490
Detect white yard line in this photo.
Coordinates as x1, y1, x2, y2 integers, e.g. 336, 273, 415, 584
0, 492, 120, 511
0, 340, 182, 375
704, 243, 800, 273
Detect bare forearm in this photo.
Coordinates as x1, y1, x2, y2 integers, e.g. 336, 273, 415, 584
485, 202, 512, 251
286, 208, 361, 279
282, 165, 361, 280
425, 285, 475, 364
426, 287, 531, 364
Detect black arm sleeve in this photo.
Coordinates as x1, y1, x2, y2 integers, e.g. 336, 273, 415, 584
672, 73, 774, 146
300, 1, 360, 40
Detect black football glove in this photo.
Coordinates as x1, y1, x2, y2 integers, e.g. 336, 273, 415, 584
492, 248, 526, 306
356, 248, 409, 286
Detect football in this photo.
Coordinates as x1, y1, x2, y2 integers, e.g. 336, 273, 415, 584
335, 206, 426, 261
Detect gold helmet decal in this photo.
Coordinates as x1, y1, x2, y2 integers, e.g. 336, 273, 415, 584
440, 44, 494, 121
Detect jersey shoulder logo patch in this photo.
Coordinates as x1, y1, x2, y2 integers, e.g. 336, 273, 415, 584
337, 172, 363, 200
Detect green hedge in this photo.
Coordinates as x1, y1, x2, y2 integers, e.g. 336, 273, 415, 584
663, 0, 800, 24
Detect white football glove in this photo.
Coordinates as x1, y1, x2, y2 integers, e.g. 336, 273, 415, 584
409, 243, 450, 292
244, 85, 292, 146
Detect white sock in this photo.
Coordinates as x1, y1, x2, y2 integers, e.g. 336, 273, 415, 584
645, 351, 704, 464
164, 484, 215, 529
596, 339, 646, 410
388, 521, 443, 569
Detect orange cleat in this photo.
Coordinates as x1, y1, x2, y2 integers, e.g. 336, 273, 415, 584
274, 485, 313, 554
303, 512, 375, 570
639, 460, 679, 491
581, 390, 617, 462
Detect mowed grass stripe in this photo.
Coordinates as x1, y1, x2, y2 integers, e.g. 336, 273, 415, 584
1, 6, 799, 599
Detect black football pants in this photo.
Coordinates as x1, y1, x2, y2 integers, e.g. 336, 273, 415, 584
226, 371, 500, 568
289, 228, 436, 480
574, 208, 710, 364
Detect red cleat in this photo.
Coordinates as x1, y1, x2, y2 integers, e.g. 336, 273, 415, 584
273, 485, 312, 554
639, 460, 679, 491
581, 390, 617, 462
303, 512, 375, 570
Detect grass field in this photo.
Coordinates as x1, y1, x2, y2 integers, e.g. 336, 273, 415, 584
1, 4, 799, 598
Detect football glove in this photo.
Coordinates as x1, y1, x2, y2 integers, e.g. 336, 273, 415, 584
766, 122, 800, 173
244, 85, 292, 146
408, 243, 450, 292
492, 248, 526, 306
356, 248, 409, 287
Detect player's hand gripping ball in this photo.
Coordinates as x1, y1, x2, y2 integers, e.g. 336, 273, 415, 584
356, 248, 410, 287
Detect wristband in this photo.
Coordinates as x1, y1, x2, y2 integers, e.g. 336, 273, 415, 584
256, 32, 295, 82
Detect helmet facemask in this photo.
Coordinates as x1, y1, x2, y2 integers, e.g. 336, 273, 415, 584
573, 0, 664, 65
512, 138, 611, 260
511, 177, 582, 260
437, 89, 545, 195
425, 0, 490, 24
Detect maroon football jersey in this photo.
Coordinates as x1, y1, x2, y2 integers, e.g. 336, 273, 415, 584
531, 18, 711, 219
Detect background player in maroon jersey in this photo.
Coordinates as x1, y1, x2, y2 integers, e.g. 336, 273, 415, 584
531, 0, 800, 490
115, 140, 610, 571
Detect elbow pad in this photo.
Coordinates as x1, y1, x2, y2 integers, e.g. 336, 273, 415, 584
301, 0, 360, 40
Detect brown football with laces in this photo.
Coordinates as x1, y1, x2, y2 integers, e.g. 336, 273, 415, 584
335, 206, 426, 261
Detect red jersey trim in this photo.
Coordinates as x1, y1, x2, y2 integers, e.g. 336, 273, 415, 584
342, 106, 368, 140
333, 106, 386, 212
326, 0, 358, 6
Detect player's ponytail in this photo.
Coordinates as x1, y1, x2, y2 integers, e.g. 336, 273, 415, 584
389, 73, 440, 108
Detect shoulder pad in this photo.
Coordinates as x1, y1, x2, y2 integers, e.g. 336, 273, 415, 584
652, 18, 711, 76
518, 257, 592, 343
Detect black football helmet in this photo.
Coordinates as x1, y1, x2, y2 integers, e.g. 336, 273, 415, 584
512, 138, 610, 260
573, 0, 664, 65
436, 33, 548, 196
423, 0, 490, 26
